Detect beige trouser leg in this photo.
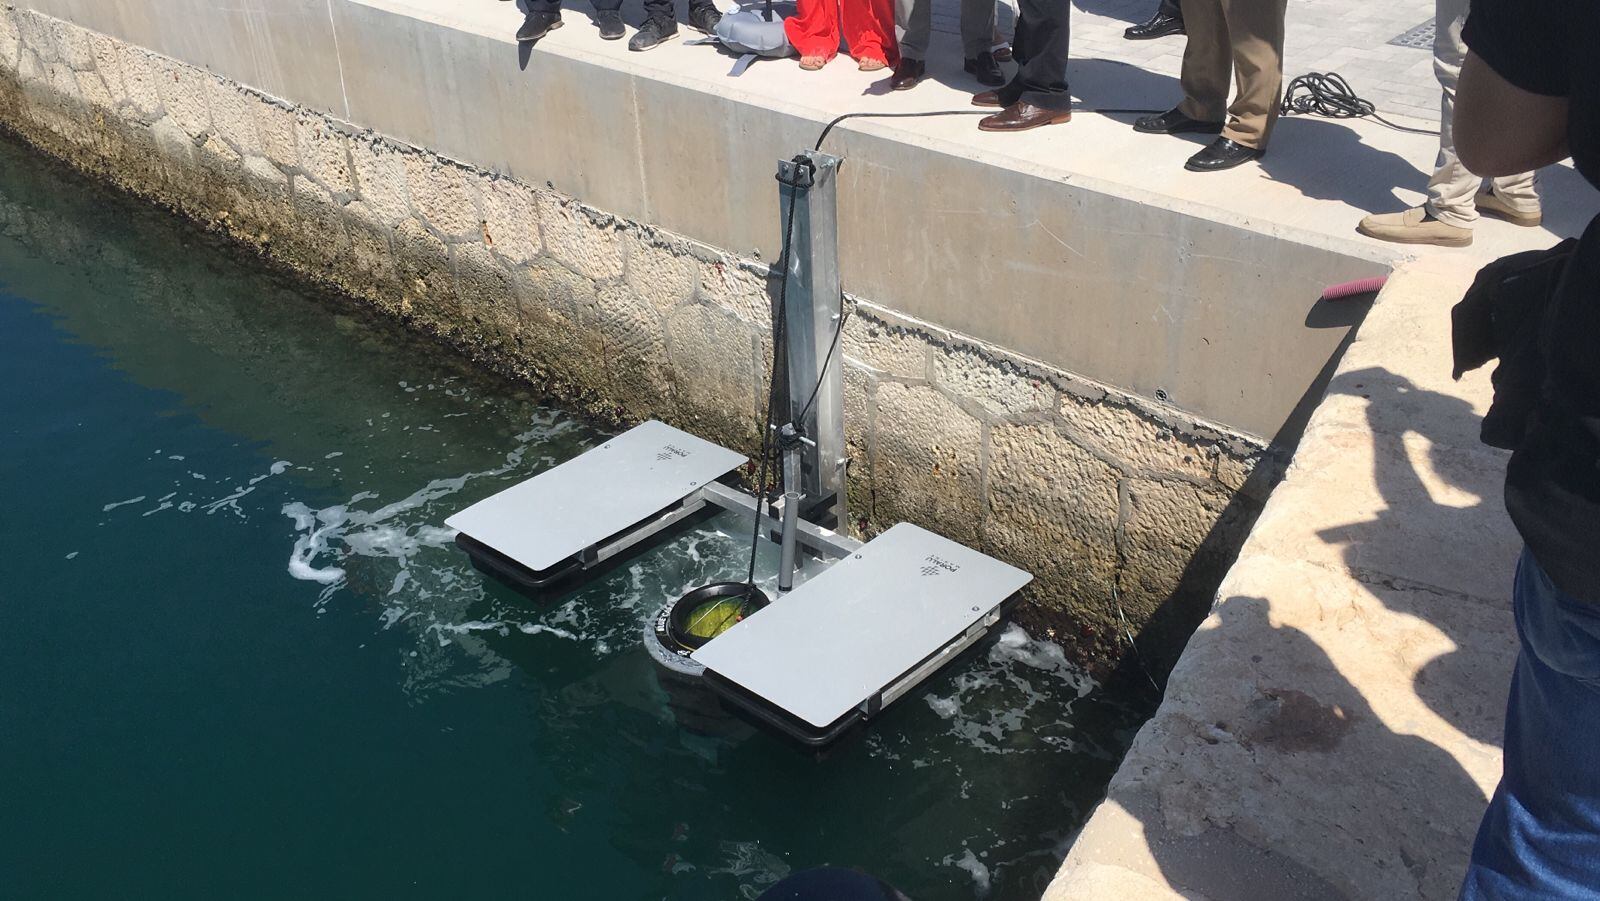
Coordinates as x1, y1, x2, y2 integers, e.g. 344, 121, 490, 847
1177, 0, 1287, 150
1425, 0, 1539, 228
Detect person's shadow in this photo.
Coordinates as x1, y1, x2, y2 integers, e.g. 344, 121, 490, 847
1071, 0, 1160, 27
1096, 595, 1496, 899
1313, 366, 1519, 746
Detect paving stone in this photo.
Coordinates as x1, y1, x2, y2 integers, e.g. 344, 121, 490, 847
294, 112, 354, 195
983, 420, 1121, 626
665, 303, 760, 443
934, 344, 1054, 416
589, 283, 674, 420
510, 258, 606, 392
152, 55, 210, 139
626, 234, 699, 315
874, 381, 985, 544
391, 216, 453, 316
250, 99, 298, 170
1245, 426, 1517, 604
538, 193, 624, 283
1058, 391, 1215, 482
1055, 257, 1521, 898
347, 134, 411, 227
476, 174, 541, 266
47, 16, 92, 70
696, 255, 772, 326
86, 32, 120, 96
0, 11, 19, 71
403, 152, 479, 239
843, 313, 929, 380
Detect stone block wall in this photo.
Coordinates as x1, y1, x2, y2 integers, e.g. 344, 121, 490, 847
0, 6, 1273, 671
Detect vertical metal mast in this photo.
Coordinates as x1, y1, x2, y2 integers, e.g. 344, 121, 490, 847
775, 150, 847, 531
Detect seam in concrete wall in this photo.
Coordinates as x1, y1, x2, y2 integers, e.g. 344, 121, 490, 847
0, 6, 1279, 669
323, 0, 351, 120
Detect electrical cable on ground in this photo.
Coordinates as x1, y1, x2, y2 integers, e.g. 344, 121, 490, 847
1281, 71, 1440, 136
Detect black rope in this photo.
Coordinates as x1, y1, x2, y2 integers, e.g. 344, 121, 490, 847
794, 306, 850, 427
1281, 71, 1440, 136
819, 108, 1171, 152
741, 156, 810, 610
814, 110, 987, 152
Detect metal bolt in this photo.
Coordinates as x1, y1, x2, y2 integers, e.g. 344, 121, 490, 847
972, 606, 980, 612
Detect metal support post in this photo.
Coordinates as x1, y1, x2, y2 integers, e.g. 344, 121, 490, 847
777, 425, 803, 592
776, 150, 848, 531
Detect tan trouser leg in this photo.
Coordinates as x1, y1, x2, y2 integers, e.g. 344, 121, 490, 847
1178, 0, 1230, 124
1218, 0, 1286, 149
1426, 0, 1539, 227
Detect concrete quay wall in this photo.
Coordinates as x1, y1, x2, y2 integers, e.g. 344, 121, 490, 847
0, 3, 1340, 668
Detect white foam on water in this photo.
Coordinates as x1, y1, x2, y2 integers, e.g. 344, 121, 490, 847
712, 840, 791, 900
101, 495, 145, 512
915, 624, 1098, 756
945, 847, 991, 897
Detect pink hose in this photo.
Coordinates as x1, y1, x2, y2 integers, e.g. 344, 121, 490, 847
1321, 275, 1389, 301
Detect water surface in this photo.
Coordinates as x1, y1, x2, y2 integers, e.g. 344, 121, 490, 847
0, 132, 1149, 900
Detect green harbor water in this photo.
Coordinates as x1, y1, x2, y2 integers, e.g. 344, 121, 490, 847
0, 131, 1150, 900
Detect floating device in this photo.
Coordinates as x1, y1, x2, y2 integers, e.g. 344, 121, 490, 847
447, 150, 1033, 749
447, 420, 745, 593
643, 582, 770, 737
695, 524, 1029, 746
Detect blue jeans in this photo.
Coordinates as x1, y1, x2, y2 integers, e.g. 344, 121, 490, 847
1460, 549, 1600, 899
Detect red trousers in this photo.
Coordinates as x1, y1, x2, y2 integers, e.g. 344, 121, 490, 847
784, 0, 898, 64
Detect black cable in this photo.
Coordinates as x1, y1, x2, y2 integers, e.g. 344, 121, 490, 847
794, 306, 850, 427
814, 110, 987, 152
812, 107, 1164, 153
741, 157, 809, 610
1281, 71, 1440, 136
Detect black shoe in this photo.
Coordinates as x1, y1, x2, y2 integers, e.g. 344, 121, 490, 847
517, 11, 564, 42
628, 16, 677, 50
1124, 9, 1183, 40
1185, 137, 1264, 172
1133, 106, 1225, 135
963, 51, 1005, 87
687, 4, 722, 34
890, 57, 926, 91
595, 10, 624, 40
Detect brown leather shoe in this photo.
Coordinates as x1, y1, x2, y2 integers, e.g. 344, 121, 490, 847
972, 90, 1003, 108
978, 102, 1071, 132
